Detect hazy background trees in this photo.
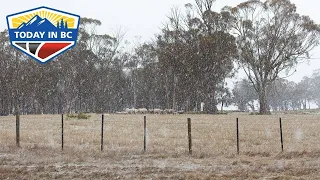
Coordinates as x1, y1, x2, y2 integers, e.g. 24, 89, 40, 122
232, 73, 320, 112
223, 0, 320, 114
0, 0, 320, 115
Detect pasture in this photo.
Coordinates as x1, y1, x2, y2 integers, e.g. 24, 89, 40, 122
1, 113, 320, 179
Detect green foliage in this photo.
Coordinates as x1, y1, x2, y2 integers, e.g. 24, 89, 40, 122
156, 4, 237, 114
66, 114, 77, 118
67, 112, 91, 119
78, 112, 91, 119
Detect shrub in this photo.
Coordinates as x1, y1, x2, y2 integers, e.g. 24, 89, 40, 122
67, 114, 78, 118
66, 112, 91, 119
77, 112, 91, 119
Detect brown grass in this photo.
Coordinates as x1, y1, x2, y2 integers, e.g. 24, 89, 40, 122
1, 113, 320, 179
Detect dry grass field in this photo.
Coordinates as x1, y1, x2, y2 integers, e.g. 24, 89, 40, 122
1, 113, 320, 179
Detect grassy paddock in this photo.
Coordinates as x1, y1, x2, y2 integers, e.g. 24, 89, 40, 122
0, 113, 319, 156
1, 113, 320, 179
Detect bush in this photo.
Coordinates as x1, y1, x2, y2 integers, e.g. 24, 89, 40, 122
67, 112, 91, 119
67, 114, 78, 118
77, 112, 91, 119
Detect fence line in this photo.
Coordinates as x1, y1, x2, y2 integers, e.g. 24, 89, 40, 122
7, 114, 308, 155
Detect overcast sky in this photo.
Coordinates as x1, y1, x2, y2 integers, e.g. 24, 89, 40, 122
1, 0, 319, 83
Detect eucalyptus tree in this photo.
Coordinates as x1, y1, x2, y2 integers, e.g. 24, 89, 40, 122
297, 76, 313, 110
310, 69, 320, 107
223, 0, 320, 114
232, 79, 257, 111
156, 1, 237, 113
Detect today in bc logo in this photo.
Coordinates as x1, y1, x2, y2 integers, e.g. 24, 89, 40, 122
6, 6, 80, 64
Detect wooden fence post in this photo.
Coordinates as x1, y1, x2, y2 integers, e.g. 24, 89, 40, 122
144, 116, 146, 152
16, 113, 20, 147
279, 117, 284, 152
236, 118, 239, 154
61, 114, 64, 150
188, 118, 192, 155
101, 114, 104, 151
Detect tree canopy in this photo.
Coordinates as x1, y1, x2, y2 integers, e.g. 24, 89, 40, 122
223, 0, 320, 114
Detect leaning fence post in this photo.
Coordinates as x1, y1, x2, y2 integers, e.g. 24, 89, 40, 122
279, 117, 284, 152
101, 114, 104, 151
61, 114, 64, 150
188, 118, 192, 155
236, 118, 239, 154
144, 116, 147, 152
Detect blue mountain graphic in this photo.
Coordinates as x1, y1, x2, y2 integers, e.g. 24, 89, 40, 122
17, 15, 57, 31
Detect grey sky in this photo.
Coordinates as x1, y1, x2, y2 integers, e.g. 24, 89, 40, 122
1, 0, 319, 82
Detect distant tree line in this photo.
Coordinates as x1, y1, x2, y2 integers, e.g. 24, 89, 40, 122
232, 71, 320, 112
0, 0, 320, 115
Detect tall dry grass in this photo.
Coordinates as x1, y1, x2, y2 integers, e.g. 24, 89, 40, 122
0, 113, 320, 157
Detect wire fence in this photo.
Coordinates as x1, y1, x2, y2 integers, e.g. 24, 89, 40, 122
0, 113, 320, 155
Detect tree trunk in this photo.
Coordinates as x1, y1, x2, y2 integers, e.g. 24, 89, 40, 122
1, 98, 4, 115
164, 73, 170, 109
221, 101, 224, 112
309, 101, 311, 110
15, 102, 20, 147
132, 73, 137, 108
249, 102, 255, 112
205, 90, 217, 114
258, 85, 270, 114
238, 102, 246, 112
172, 74, 177, 110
